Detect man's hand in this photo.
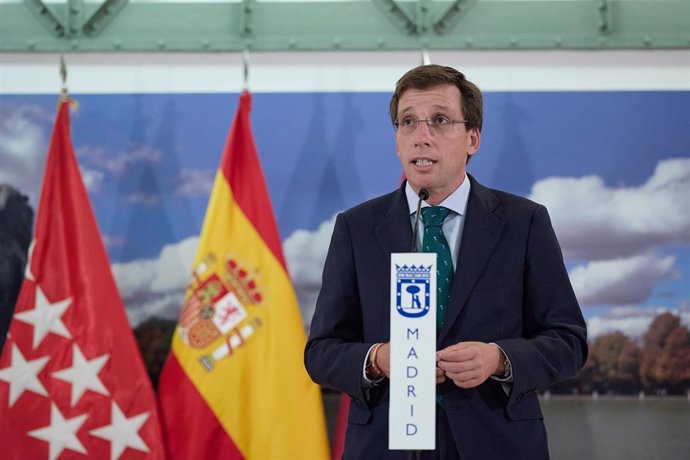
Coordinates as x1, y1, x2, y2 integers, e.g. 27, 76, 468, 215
375, 343, 446, 382
436, 366, 447, 384
375, 342, 391, 378
436, 342, 503, 389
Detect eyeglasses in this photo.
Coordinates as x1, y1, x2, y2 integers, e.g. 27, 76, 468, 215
393, 117, 468, 135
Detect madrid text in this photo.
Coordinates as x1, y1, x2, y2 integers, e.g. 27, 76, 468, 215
405, 327, 419, 436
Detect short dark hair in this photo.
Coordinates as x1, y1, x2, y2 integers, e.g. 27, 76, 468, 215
389, 64, 483, 133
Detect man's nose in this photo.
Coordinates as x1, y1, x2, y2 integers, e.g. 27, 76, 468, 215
414, 120, 433, 144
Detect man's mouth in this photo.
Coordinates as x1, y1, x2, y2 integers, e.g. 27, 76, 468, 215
413, 159, 435, 166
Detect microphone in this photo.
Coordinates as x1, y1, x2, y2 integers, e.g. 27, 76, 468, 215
410, 188, 429, 252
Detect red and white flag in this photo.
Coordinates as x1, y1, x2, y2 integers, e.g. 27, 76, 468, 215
0, 99, 166, 460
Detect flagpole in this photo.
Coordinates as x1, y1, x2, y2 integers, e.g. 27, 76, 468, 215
59, 54, 68, 100
242, 48, 250, 92
421, 48, 431, 65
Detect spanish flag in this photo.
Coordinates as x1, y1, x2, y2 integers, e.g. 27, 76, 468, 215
158, 92, 329, 459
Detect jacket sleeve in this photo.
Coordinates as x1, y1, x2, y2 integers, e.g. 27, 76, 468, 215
495, 204, 588, 409
304, 212, 376, 405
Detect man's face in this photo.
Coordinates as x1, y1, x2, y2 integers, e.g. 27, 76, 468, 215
395, 84, 480, 205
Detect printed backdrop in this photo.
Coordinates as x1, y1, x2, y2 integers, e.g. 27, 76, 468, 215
1, 91, 689, 345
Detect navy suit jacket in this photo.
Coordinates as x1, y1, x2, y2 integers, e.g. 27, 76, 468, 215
305, 176, 587, 460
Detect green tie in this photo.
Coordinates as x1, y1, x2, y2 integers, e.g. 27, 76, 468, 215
421, 206, 454, 330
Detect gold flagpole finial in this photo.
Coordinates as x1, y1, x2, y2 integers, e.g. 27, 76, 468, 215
421, 48, 431, 66
242, 49, 250, 92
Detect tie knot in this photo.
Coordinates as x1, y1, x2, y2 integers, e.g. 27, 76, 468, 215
421, 206, 451, 228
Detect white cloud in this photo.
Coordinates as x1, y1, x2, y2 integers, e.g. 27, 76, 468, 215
569, 253, 678, 306
111, 236, 198, 326
124, 291, 186, 327
587, 309, 657, 340
530, 157, 690, 260
0, 104, 51, 205
79, 166, 104, 193
0, 106, 112, 201
78, 144, 161, 174
101, 234, 126, 249
126, 192, 159, 206
283, 214, 338, 330
150, 237, 199, 292
586, 304, 690, 340
175, 169, 214, 197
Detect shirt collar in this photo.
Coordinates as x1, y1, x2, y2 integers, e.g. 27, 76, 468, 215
405, 174, 471, 217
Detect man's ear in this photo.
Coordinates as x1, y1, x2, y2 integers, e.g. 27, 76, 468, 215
467, 128, 481, 155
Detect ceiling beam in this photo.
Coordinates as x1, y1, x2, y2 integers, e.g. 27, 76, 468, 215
1, 0, 688, 52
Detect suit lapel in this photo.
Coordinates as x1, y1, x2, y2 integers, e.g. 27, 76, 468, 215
439, 177, 506, 342
374, 185, 413, 256
372, 180, 506, 342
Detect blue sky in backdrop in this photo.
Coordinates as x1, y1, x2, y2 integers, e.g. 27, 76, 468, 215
1, 91, 688, 339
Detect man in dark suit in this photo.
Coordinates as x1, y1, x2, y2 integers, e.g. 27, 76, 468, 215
305, 65, 587, 459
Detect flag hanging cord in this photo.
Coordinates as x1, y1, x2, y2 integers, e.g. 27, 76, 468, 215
59, 54, 68, 99
242, 49, 250, 92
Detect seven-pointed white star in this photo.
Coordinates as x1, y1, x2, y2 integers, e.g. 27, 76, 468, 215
14, 285, 72, 349
28, 403, 88, 460
90, 401, 151, 460
0, 343, 50, 406
24, 239, 36, 281
52, 344, 110, 406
